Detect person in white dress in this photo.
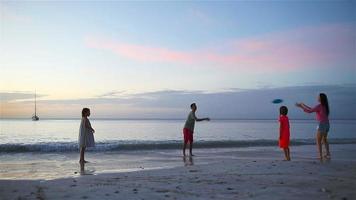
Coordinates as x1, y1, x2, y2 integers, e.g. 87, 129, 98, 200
79, 108, 95, 163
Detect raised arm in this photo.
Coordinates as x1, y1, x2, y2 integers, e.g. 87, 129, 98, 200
301, 103, 312, 110
192, 112, 210, 122
297, 103, 319, 113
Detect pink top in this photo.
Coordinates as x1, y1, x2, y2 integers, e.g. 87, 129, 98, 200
303, 104, 329, 123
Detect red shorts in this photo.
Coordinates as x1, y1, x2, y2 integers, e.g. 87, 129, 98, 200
183, 128, 193, 144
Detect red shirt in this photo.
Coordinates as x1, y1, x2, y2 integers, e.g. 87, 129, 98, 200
279, 115, 290, 139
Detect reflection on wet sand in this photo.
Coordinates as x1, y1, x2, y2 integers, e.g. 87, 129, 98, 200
183, 156, 194, 166
79, 162, 95, 175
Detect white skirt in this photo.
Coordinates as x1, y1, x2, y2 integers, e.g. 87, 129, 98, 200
78, 120, 95, 148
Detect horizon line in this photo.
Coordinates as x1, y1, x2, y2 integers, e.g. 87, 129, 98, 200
1, 117, 355, 121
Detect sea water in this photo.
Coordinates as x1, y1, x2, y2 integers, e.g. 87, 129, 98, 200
0, 119, 355, 152
0, 119, 355, 179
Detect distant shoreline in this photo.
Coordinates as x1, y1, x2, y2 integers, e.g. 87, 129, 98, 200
1, 118, 356, 121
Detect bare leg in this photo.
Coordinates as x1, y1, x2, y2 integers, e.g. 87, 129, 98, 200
79, 147, 85, 163
80, 161, 85, 172
189, 142, 194, 156
183, 142, 187, 156
316, 132, 323, 161
287, 147, 291, 161
283, 148, 288, 160
322, 133, 331, 158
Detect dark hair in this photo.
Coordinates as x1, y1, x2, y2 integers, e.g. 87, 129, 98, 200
280, 106, 288, 116
82, 108, 90, 117
319, 93, 330, 116
190, 103, 196, 109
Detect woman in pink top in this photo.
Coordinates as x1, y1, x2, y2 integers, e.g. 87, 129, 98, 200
296, 93, 330, 161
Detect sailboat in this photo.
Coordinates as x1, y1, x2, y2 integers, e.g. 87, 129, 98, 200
32, 92, 39, 121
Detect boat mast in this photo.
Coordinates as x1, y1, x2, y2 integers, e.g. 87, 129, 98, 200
34, 91, 37, 116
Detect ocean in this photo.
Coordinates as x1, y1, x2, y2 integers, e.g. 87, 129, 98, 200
1, 119, 355, 153
1, 119, 355, 179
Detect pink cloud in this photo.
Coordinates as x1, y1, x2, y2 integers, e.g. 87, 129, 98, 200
85, 23, 355, 71
85, 37, 196, 63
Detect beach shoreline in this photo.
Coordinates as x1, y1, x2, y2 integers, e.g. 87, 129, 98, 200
1, 144, 355, 199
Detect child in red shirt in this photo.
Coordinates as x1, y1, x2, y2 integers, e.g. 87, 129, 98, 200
279, 106, 291, 161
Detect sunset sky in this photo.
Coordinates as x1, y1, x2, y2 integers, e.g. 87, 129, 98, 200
1, 1, 355, 118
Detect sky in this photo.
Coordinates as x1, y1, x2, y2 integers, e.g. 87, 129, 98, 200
0, 1, 355, 119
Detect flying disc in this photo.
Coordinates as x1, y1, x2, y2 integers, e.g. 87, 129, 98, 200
272, 99, 283, 104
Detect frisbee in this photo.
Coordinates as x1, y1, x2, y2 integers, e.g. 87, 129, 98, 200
272, 99, 283, 104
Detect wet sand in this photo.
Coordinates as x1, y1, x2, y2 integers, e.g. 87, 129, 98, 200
0, 144, 355, 200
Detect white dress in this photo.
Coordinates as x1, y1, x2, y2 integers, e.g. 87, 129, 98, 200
78, 118, 95, 148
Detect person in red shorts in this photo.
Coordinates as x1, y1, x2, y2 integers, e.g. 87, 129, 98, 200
279, 106, 291, 161
183, 103, 210, 157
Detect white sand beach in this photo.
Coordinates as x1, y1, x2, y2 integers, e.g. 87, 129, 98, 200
1, 144, 355, 200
